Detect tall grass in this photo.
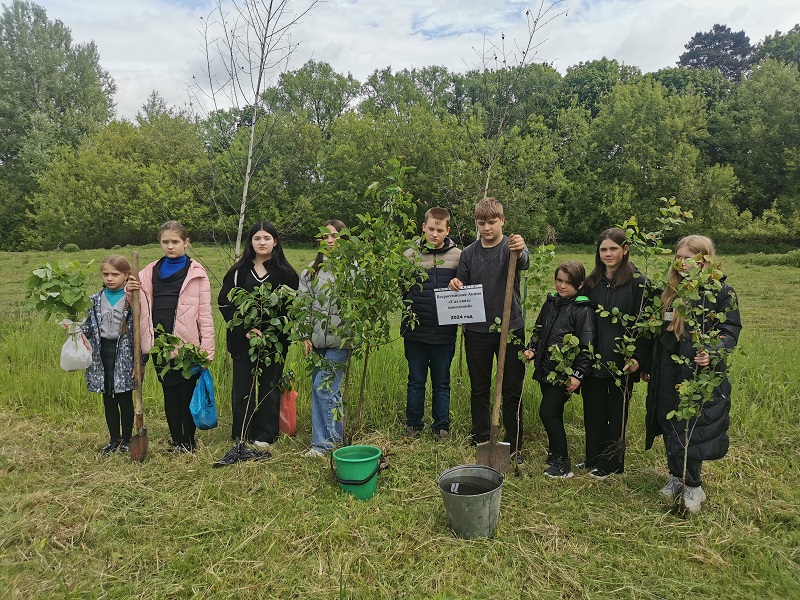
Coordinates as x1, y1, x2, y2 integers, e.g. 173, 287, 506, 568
1, 246, 798, 598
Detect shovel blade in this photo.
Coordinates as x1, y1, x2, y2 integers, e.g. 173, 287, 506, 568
129, 428, 148, 463
475, 440, 511, 475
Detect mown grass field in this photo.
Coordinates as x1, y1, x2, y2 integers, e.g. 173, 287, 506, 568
1, 244, 798, 599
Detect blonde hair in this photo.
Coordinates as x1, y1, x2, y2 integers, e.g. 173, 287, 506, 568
662, 235, 716, 338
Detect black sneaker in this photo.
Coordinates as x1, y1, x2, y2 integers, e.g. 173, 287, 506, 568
168, 441, 191, 454
546, 452, 556, 466
511, 451, 524, 465
118, 441, 130, 453
101, 440, 120, 456
544, 458, 574, 479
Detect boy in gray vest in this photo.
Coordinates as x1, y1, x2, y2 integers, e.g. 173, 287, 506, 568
402, 207, 462, 439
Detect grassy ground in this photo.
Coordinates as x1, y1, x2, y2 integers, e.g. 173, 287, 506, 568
1, 245, 798, 598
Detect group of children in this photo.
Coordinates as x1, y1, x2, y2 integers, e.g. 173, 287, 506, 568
83, 199, 740, 513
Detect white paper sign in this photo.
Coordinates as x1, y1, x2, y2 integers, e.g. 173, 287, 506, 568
434, 285, 486, 324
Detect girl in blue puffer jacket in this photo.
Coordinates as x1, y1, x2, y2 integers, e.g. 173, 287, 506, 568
83, 256, 135, 455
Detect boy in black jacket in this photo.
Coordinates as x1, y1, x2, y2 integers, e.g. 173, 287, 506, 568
448, 198, 529, 462
524, 261, 595, 478
402, 207, 462, 439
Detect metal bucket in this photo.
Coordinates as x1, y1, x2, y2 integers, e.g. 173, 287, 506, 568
436, 464, 504, 539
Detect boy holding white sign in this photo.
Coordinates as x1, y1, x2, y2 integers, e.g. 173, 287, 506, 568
401, 207, 462, 439
449, 198, 529, 463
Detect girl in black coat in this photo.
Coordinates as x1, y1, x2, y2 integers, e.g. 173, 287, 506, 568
218, 222, 299, 449
644, 235, 741, 513
582, 227, 651, 478
524, 261, 595, 479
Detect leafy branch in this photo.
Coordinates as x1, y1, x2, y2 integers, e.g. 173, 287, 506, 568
228, 283, 293, 377
149, 325, 211, 379
592, 197, 693, 461
291, 158, 427, 444
545, 333, 585, 390
667, 258, 734, 422
665, 254, 737, 514
26, 261, 93, 322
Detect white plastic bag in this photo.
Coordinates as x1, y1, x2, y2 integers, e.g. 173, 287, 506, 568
59, 319, 93, 371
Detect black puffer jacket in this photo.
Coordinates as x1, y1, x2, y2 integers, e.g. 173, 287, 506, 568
585, 270, 652, 379
401, 237, 461, 345
527, 293, 595, 383
644, 279, 741, 460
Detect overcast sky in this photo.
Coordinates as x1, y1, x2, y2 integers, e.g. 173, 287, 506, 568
31, 0, 800, 119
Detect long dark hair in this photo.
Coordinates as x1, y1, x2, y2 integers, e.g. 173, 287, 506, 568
224, 221, 296, 281
306, 219, 347, 281
585, 227, 635, 290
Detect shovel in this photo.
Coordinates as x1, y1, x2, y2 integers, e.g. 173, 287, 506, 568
476, 248, 520, 475
129, 251, 148, 462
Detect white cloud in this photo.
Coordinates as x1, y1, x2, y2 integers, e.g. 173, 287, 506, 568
32, 0, 800, 119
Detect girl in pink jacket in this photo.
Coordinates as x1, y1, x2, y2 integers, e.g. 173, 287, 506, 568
129, 221, 215, 453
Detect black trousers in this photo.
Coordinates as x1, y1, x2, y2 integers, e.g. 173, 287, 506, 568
666, 436, 703, 487
162, 375, 199, 446
100, 338, 133, 443
464, 329, 526, 450
231, 355, 285, 444
581, 376, 633, 473
103, 392, 133, 443
538, 380, 571, 460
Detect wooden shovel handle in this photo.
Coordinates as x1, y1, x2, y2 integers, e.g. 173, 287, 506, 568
131, 251, 143, 429
490, 248, 520, 443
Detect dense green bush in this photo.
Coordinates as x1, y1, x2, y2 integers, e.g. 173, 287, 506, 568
739, 249, 800, 267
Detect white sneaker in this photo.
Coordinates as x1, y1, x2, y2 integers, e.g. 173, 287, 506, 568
659, 475, 682, 501
253, 440, 271, 450
682, 485, 706, 513
303, 448, 325, 458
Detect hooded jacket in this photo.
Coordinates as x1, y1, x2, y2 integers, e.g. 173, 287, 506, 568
527, 292, 595, 383
83, 291, 136, 394
134, 258, 215, 360
401, 237, 462, 345
298, 259, 347, 350
644, 278, 741, 460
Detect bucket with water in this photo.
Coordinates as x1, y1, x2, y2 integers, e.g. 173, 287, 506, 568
436, 464, 504, 539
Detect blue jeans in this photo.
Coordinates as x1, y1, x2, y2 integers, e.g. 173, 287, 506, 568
404, 339, 455, 432
311, 347, 349, 452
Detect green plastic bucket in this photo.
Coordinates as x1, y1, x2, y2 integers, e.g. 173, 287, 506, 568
330, 445, 382, 500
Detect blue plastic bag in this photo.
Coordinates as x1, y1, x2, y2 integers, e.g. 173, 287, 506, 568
190, 369, 218, 430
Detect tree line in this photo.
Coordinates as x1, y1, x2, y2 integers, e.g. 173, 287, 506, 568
1, 0, 799, 251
